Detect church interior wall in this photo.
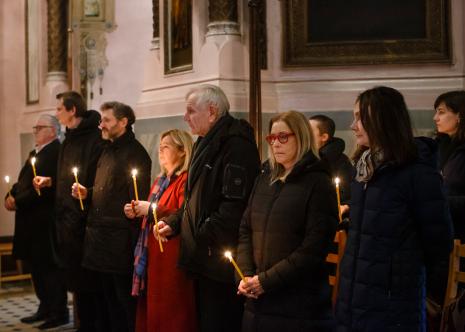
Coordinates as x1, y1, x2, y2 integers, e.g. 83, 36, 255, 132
0, 0, 464, 237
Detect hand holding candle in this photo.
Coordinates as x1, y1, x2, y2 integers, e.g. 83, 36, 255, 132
131, 169, 139, 201
30, 157, 41, 196
72, 167, 84, 211
225, 251, 246, 282
334, 177, 342, 223
152, 203, 164, 253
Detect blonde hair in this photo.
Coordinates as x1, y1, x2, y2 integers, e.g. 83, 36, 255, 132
268, 111, 318, 183
159, 129, 193, 176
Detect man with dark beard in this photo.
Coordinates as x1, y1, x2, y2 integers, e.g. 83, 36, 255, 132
72, 101, 151, 332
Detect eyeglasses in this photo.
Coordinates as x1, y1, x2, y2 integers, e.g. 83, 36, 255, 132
265, 132, 295, 145
32, 126, 53, 133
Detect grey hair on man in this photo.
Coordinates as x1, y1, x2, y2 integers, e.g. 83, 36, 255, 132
185, 84, 230, 117
38, 114, 61, 136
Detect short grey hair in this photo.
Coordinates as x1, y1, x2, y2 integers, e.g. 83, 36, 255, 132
185, 84, 230, 117
39, 114, 61, 136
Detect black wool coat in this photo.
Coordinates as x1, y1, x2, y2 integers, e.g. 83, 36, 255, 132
166, 114, 261, 283
10, 139, 60, 267
237, 152, 338, 330
82, 129, 151, 275
55, 110, 104, 289
335, 138, 453, 331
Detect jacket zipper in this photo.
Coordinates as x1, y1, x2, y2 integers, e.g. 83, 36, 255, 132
259, 182, 283, 271
347, 181, 368, 328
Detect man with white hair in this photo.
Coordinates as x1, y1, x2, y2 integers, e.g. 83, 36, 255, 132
158, 84, 261, 332
4, 114, 68, 329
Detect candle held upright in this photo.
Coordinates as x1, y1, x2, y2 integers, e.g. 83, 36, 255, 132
30, 157, 41, 196
4, 175, 11, 198
334, 177, 342, 223
131, 169, 139, 201
224, 251, 246, 282
152, 203, 164, 253
72, 167, 84, 211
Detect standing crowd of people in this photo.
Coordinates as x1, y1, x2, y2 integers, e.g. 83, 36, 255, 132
4, 84, 464, 331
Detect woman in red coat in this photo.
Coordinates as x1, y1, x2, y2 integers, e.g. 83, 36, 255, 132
124, 129, 196, 332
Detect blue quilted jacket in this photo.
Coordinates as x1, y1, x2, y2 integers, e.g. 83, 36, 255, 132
335, 137, 453, 331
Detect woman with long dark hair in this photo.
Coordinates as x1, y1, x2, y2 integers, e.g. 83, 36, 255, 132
434, 90, 465, 242
336, 86, 453, 330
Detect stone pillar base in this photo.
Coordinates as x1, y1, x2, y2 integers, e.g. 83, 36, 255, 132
206, 21, 240, 37
46, 71, 67, 83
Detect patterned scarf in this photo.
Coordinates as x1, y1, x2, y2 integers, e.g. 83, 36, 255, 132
132, 174, 172, 296
355, 149, 384, 183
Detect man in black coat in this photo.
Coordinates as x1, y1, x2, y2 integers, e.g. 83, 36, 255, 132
72, 101, 151, 332
34, 91, 105, 331
309, 115, 354, 212
159, 84, 261, 332
4, 115, 68, 329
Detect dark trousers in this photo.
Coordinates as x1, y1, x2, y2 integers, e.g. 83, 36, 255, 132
74, 290, 107, 332
194, 277, 243, 332
100, 272, 136, 332
30, 262, 68, 319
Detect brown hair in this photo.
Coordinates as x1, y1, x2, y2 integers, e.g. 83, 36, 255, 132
352, 86, 416, 165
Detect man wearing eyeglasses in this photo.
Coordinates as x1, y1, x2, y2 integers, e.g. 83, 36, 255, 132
4, 115, 68, 329
34, 91, 105, 330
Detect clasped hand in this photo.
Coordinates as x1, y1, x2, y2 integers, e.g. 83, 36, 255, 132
237, 275, 264, 299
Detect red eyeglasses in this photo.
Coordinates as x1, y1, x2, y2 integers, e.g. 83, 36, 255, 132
265, 132, 295, 145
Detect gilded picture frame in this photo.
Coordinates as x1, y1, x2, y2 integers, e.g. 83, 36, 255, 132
283, 0, 451, 67
164, 0, 193, 74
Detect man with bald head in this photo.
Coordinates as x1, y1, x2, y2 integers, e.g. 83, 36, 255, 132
4, 115, 68, 329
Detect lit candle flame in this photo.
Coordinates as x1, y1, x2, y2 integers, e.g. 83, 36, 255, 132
72, 167, 78, 176
31, 157, 36, 166
152, 202, 157, 210
4, 175, 10, 184
131, 169, 138, 177
334, 177, 340, 185
224, 251, 232, 261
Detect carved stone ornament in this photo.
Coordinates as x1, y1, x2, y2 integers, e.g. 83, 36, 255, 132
207, 0, 240, 36
79, 31, 108, 99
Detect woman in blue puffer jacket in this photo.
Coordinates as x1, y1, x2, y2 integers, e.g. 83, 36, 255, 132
335, 86, 453, 331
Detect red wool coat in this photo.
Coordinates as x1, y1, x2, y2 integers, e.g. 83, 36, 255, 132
135, 171, 197, 332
